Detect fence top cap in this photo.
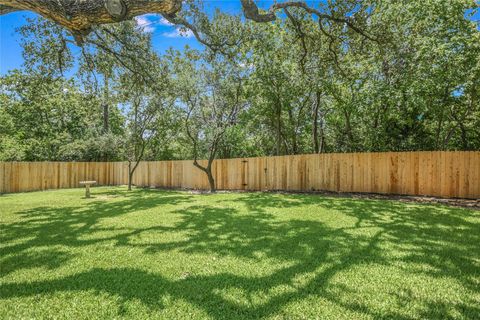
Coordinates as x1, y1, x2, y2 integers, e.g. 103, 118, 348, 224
79, 181, 97, 185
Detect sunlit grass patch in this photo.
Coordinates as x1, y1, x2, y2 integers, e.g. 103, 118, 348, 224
1, 187, 479, 319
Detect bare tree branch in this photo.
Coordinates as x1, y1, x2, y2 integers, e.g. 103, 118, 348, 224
283, 8, 308, 72
240, 0, 377, 41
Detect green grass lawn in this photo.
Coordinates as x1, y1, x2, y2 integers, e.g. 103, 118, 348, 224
1, 187, 479, 319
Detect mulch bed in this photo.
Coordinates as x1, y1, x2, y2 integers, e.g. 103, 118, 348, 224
179, 188, 480, 210
301, 190, 480, 210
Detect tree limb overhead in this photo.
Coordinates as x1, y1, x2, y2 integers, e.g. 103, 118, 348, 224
0, 0, 182, 42
1, 1, 376, 44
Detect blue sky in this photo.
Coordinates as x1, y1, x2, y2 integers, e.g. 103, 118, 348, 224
0, 1, 273, 75
0, 1, 478, 75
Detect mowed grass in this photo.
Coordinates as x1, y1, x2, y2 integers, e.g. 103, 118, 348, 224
0, 187, 479, 319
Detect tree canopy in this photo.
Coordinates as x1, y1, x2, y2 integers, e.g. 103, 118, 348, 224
1, 0, 479, 189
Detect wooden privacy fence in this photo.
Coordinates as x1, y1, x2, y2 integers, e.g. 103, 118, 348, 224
1, 151, 479, 199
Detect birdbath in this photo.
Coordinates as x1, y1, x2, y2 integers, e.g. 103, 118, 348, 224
79, 181, 97, 198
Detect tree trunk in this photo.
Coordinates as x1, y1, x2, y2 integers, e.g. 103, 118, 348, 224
206, 167, 215, 193
103, 104, 109, 133
103, 76, 110, 134
319, 117, 325, 153
275, 102, 282, 156
128, 161, 133, 191
193, 159, 216, 193
344, 109, 354, 151
312, 91, 321, 153
287, 108, 298, 154
127, 159, 141, 191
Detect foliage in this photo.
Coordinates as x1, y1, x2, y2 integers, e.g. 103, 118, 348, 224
1, 0, 479, 163
0, 71, 125, 161
169, 45, 247, 190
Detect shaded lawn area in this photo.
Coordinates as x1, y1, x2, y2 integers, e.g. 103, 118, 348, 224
0, 187, 479, 319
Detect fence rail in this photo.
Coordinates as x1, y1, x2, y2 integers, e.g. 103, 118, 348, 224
1, 151, 479, 199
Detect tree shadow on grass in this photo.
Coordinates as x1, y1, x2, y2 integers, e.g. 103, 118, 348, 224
308, 196, 480, 290
1, 190, 479, 319
227, 194, 480, 318
1, 226, 387, 319
0, 189, 190, 275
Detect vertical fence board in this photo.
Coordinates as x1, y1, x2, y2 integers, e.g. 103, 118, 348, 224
0, 152, 479, 198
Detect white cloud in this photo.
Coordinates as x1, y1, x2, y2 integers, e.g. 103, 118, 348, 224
134, 14, 175, 33
134, 13, 190, 38
159, 17, 174, 26
162, 28, 194, 38
134, 15, 155, 33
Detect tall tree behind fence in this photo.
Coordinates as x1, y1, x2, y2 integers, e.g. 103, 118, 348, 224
1, 152, 479, 199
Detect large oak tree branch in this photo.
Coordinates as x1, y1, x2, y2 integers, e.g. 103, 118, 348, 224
241, 0, 377, 41
0, 0, 182, 43
1, 1, 376, 44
